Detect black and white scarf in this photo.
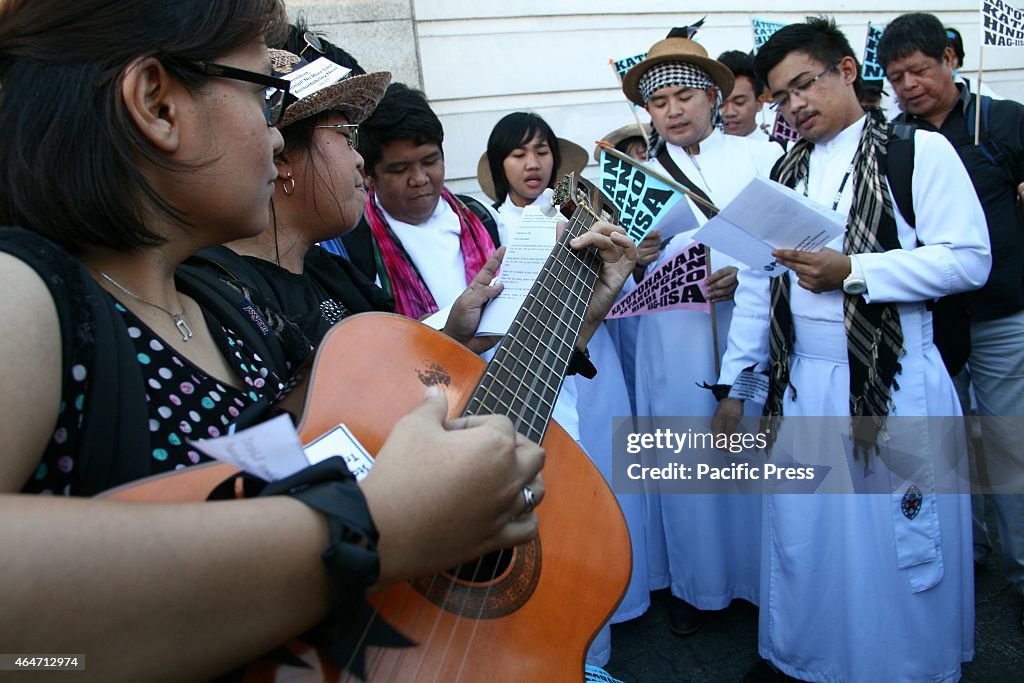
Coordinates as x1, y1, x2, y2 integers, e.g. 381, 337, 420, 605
766, 108, 904, 451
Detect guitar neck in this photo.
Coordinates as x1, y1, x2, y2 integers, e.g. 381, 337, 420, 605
463, 208, 601, 444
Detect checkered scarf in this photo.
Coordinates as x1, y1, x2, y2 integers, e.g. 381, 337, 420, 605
765, 108, 904, 452
639, 62, 723, 159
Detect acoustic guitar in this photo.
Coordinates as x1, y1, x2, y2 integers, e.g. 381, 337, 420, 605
102, 174, 631, 682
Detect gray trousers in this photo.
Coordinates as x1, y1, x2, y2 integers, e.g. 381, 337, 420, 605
961, 308, 1024, 595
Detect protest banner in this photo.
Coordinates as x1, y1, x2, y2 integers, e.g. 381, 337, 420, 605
982, 0, 1024, 46
772, 113, 801, 143
862, 23, 886, 80
608, 242, 712, 318
752, 17, 788, 52
612, 51, 647, 81
977, 0, 1024, 139
609, 51, 651, 133
599, 149, 689, 244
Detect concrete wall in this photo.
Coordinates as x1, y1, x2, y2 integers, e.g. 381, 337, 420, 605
285, 2, 1024, 198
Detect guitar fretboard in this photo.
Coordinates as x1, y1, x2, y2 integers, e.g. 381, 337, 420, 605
464, 210, 602, 444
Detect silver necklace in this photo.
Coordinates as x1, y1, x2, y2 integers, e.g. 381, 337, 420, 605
98, 272, 194, 342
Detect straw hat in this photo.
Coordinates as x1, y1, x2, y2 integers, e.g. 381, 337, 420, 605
593, 122, 653, 162
269, 49, 391, 128
621, 37, 734, 106
476, 138, 589, 203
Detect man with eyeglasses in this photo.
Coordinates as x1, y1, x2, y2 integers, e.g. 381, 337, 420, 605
619, 23, 780, 640
712, 16, 989, 683
880, 12, 1024, 633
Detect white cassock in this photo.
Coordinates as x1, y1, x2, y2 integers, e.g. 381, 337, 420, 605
634, 129, 781, 608
493, 196, 648, 641
719, 116, 990, 682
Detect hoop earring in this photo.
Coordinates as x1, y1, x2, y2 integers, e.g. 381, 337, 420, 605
282, 172, 295, 196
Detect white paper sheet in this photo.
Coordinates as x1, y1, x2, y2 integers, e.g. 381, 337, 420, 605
476, 205, 560, 336
282, 57, 352, 100
189, 413, 309, 482
303, 424, 376, 481
654, 194, 701, 244
693, 177, 845, 276
191, 412, 376, 482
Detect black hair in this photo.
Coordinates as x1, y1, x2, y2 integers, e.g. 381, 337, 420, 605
485, 112, 561, 206
0, 0, 287, 254
615, 136, 648, 157
718, 50, 764, 95
282, 18, 366, 75
947, 26, 965, 67
357, 82, 444, 177
876, 13, 950, 71
754, 16, 863, 97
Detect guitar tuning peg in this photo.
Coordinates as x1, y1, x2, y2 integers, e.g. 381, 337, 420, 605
539, 188, 558, 218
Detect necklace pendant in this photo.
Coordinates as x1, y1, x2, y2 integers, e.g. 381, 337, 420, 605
173, 314, 194, 342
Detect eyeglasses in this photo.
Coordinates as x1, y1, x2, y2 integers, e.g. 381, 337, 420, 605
178, 61, 291, 127
769, 64, 839, 111
299, 31, 326, 60
314, 123, 359, 149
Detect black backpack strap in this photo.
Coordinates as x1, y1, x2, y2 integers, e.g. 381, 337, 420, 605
655, 147, 718, 219
176, 263, 291, 378
340, 218, 380, 282
457, 194, 501, 247
966, 94, 1018, 185
0, 228, 153, 494
78, 273, 154, 494
882, 122, 917, 229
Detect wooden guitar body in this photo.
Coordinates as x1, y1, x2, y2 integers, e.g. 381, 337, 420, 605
103, 312, 631, 682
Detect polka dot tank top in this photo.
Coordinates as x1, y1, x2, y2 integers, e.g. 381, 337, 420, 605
24, 302, 286, 495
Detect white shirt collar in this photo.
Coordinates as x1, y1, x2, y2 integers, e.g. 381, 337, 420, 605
818, 114, 867, 155
375, 193, 455, 233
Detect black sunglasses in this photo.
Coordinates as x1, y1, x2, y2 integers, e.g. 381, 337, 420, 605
299, 31, 326, 60
178, 61, 292, 127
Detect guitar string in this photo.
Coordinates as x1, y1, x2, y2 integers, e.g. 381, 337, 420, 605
446, 211, 593, 683
476, 210, 593, 440
367, 582, 431, 682
451, 214, 598, 683
379, 217, 594, 682
384, 217, 592, 683
449, 209, 602, 682
411, 216, 598, 679
366, 198, 605, 681
421, 214, 594, 683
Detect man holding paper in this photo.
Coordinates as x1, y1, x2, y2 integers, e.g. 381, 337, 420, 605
713, 17, 990, 683
620, 23, 781, 637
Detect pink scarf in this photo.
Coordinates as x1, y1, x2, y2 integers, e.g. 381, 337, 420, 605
364, 187, 495, 319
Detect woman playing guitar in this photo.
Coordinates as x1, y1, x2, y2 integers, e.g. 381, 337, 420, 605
0, 1, 637, 680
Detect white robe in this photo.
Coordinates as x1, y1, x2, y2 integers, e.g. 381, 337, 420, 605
719, 117, 990, 682
634, 129, 781, 608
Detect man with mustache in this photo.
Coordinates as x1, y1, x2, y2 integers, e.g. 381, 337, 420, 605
621, 24, 780, 638
713, 17, 990, 682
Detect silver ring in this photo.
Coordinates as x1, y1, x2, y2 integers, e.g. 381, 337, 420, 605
521, 485, 536, 515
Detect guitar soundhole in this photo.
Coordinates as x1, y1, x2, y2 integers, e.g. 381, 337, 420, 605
448, 550, 513, 584
410, 537, 542, 619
